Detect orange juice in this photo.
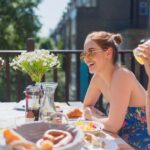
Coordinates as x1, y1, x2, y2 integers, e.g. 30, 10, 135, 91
133, 40, 150, 65
133, 49, 144, 65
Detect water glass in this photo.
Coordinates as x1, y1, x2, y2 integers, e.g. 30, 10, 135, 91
38, 82, 58, 122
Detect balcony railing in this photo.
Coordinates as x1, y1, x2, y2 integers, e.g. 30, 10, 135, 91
0, 40, 147, 111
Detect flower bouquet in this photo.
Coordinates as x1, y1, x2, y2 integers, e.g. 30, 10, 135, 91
10, 50, 60, 83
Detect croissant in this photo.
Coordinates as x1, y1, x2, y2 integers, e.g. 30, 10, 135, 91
3, 128, 36, 150
67, 108, 83, 119
3, 128, 26, 145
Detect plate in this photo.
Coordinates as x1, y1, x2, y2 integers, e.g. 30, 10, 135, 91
73, 120, 101, 134
14, 100, 26, 111
84, 137, 118, 150
7, 122, 84, 150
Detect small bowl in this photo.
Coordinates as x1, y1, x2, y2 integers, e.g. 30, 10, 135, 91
74, 120, 101, 134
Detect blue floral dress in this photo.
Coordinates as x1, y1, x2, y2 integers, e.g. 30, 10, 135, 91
119, 107, 150, 150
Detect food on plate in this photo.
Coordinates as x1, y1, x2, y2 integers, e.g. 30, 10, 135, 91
100, 141, 106, 149
36, 139, 53, 150
3, 128, 36, 150
3, 128, 26, 144
84, 133, 106, 148
8, 140, 36, 150
75, 121, 97, 131
67, 108, 83, 119
3, 128, 73, 149
84, 133, 97, 144
36, 129, 73, 148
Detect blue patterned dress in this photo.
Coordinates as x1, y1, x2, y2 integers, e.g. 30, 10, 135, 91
119, 107, 150, 150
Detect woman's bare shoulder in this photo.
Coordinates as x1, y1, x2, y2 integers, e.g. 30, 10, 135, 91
113, 67, 136, 81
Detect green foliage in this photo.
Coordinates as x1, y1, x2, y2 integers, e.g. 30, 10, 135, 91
0, 0, 42, 102
55, 36, 64, 50
36, 37, 56, 50
0, 0, 42, 49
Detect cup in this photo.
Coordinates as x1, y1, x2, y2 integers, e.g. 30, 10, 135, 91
133, 39, 150, 65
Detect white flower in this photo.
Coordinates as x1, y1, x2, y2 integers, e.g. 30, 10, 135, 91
10, 50, 60, 82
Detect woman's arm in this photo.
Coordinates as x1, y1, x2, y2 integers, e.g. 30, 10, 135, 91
146, 79, 150, 134
90, 70, 132, 133
102, 70, 132, 133
83, 75, 102, 108
138, 43, 150, 134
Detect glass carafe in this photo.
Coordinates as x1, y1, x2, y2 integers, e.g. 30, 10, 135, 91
39, 82, 58, 121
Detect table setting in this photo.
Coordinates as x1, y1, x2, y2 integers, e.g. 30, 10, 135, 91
0, 107, 117, 150
0, 100, 134, 150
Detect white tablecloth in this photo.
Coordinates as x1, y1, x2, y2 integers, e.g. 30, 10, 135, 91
0, 102, 131, 150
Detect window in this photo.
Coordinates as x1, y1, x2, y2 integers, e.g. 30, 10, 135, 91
139, 2, 149, 16
76, 0, 97, 7
149, 7, 150, 28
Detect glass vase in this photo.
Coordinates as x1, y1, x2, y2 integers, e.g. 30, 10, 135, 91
38, 82, 58, 122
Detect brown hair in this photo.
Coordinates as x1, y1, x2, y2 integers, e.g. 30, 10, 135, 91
85, 31, 122, 64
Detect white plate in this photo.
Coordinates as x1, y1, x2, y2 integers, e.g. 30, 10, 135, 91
9, 122, 84, 150
14, 100, 26, 110
73, 120, 101, 134
84, 137, 118, 150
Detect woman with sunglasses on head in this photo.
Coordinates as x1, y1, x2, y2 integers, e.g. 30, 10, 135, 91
82, 31, 150, 149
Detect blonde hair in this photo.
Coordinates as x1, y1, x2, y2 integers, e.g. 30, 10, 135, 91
85, 31, 122, 64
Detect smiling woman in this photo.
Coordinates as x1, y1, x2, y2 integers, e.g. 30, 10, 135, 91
83, 31, 150, 149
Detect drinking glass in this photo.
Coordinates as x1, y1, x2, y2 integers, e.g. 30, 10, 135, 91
133, 40, 150, 65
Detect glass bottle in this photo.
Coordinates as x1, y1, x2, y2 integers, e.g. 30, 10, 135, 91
39, 82, 58, 122
133, 39, 150, 65
24, 85, 43, 121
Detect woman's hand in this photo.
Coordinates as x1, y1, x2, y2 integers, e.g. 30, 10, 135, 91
138, 44, 150, 77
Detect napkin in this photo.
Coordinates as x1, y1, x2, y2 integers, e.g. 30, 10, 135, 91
14, 100, 26, 111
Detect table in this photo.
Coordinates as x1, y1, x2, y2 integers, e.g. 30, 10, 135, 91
0, 102, 134, 150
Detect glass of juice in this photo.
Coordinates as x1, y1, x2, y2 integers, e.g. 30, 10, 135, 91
133, 39, 150, 65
